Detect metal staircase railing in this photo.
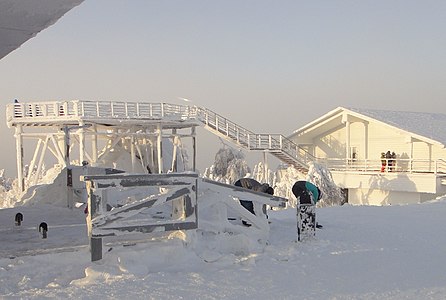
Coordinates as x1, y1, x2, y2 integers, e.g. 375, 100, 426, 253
191, 106, 315, 172
6, 100, 316, 171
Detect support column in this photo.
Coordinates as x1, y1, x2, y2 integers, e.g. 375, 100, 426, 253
33, 136, 49, 186
15, 125, 25, 192
263, 151, 268, 183
157, 125, 163, 173
363, 122, 369, 159
171, 130, 178, 172
192, 127, 196, 172
63, 126, 70, 167
79, 122, 86, 164
410, 137, 414, 173
345, 120, 351, 161
27, 138, 43, 182
131, 134, 136, 172
92, 125, 98, 164
63, 126, 73, 209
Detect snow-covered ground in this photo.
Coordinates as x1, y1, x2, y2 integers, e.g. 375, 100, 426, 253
1, 197, 446, 299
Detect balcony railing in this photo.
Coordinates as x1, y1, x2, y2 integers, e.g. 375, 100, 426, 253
7, 101, 198, 123
319, 158, 446, 174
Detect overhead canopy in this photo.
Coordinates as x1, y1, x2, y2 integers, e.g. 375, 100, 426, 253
0, 0, 84, 60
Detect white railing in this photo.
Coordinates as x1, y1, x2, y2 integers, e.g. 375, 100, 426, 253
319, 158, 446, 174
13, 100, 446, 175
7, 100, 199, 121
193, 106, 315, 169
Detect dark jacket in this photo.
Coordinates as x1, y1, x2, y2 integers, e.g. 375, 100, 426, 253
234, 178, 273, 195
292, 181, 321, 205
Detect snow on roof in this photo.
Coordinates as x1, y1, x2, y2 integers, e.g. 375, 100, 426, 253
346, 107, 446, 145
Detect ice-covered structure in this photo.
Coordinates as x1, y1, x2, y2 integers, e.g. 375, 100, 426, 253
4, 100, 344, 261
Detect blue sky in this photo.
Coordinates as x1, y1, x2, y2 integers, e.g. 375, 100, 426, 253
1, 0, 446, 176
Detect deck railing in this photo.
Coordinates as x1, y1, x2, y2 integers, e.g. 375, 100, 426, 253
7, 101, 198, 121
319, 158, 446, 174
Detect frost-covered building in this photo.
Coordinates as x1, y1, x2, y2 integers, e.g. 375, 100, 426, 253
288, 107, 446, 205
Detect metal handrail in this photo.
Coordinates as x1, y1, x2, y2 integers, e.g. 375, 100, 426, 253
192, 106, 315, 168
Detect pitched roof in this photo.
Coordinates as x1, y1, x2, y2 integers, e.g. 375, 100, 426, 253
291, 106, 446, 146
347, 107, 446, 145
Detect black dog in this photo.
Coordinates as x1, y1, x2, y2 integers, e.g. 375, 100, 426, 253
15, 213, 23, 226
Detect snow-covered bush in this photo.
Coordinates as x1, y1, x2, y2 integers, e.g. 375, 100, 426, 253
271, 165, 305, 207
203, 147, 344, 207
202, 145, 250, 184
0, 169, 21, 208
305, 162, 344, 207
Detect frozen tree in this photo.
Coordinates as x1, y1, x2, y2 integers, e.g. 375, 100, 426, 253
0, 169, 21, 208
271, 165, 305, 207
203, 146, 344, 207
202, 145, 250, 184
252, 162, 276, 187
306, 162, 344, 206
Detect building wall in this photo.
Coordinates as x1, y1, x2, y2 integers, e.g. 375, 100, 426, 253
309, 119, 446, 164
348, 188, 421, 205
331, 170, 446, 205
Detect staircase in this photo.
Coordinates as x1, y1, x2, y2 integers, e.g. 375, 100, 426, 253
191, 106, 315, 172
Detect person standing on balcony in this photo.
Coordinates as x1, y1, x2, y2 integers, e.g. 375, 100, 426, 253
381, 152, 386, 172
390, 152, 397, 172
386, 150, 392, 172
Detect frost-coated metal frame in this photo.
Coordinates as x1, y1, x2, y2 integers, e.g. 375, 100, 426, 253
83, 173, 199, 262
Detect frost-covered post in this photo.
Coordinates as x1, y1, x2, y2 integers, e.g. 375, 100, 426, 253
79, 121, 86, 164
263, 152, 268, 183
14, 124, 25, 192
62, 126, 72, 209
192, 126, 197, 172
157, 125, 163, 173
85, 180, 103, 262
91, 124, 98, 163
63, 124, 92, 209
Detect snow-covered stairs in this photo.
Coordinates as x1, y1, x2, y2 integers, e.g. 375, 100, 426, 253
192, 106, 314, 172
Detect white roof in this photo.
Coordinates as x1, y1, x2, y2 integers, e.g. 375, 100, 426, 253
347, 107, 446, 145
0, 0, 84, 60
292, 106, 446, 146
